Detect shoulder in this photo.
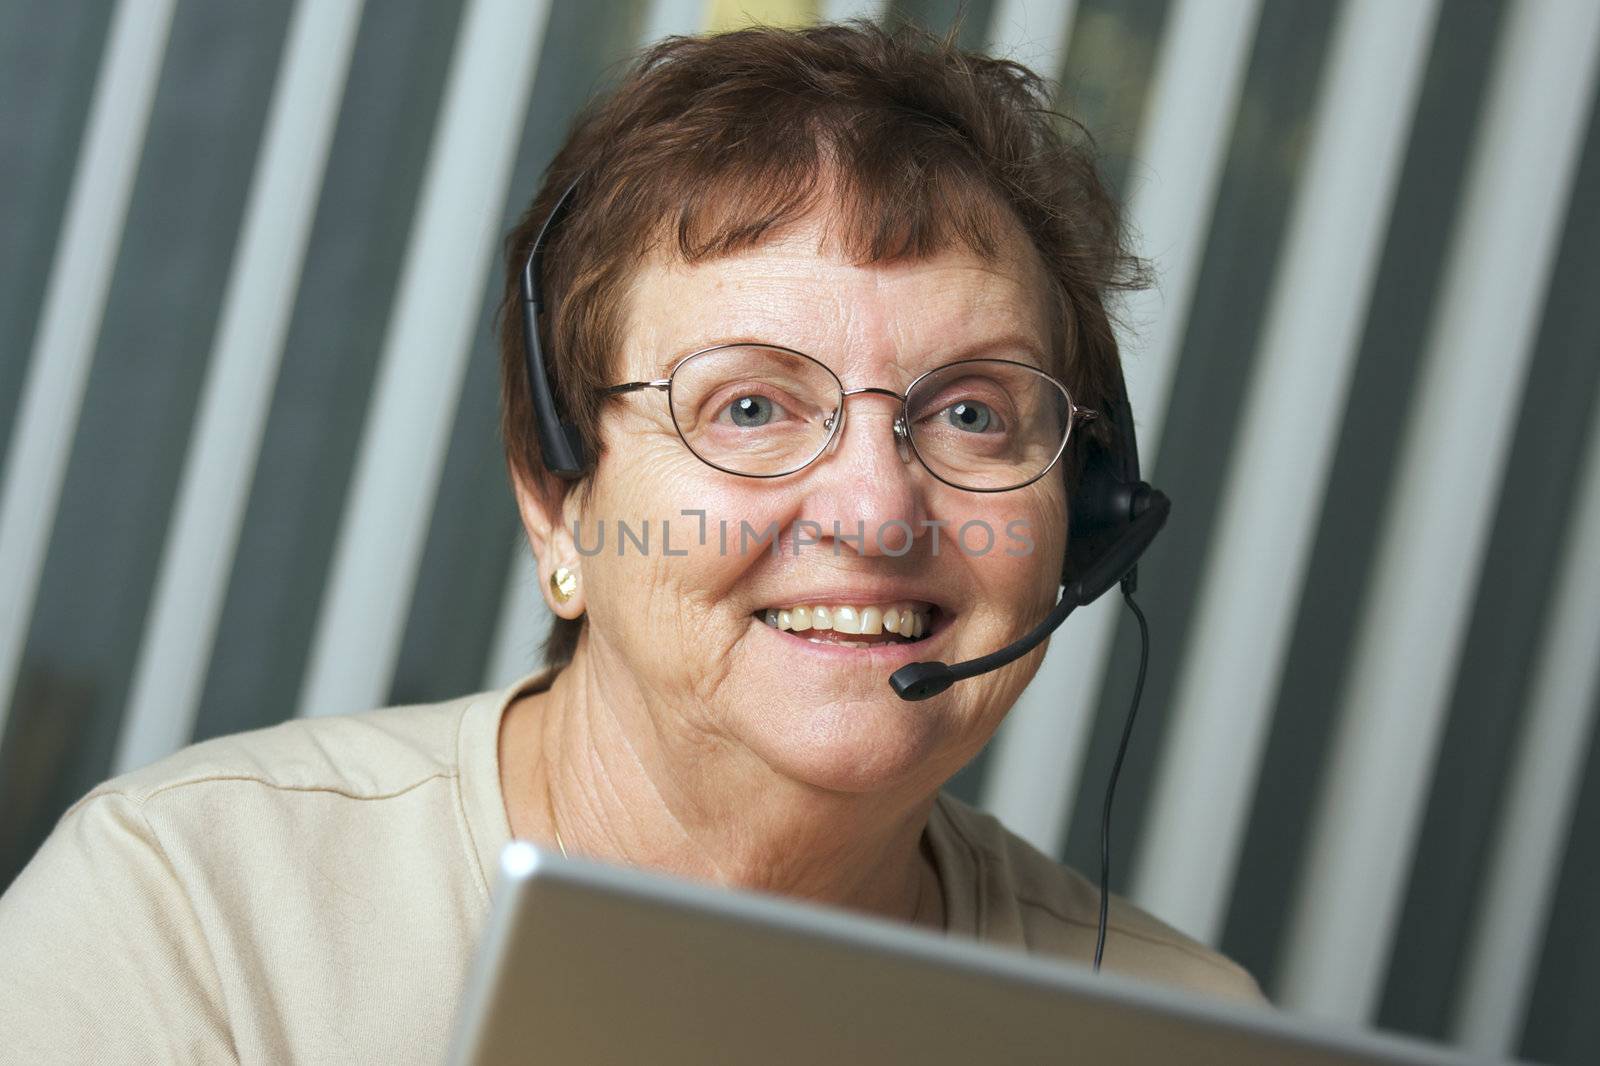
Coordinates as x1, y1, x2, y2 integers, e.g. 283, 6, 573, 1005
2, 688, 513, 1062
8, 687, 498, 955
75, 689, 490, 817
932, 792, 1266, 1003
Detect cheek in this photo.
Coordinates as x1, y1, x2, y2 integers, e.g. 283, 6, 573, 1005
960, 486, 1066, 607
578, 443, 786, 636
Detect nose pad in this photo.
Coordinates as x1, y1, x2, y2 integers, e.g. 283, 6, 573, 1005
822, 402, 913, 464
892, 415, 912, 464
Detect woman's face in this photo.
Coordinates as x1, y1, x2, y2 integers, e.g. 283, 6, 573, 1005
566, 215, 1068, 797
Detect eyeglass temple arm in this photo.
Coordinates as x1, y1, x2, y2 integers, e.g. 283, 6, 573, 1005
600, 380, 670, 396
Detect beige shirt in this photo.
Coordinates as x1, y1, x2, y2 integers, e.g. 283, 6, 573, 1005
0, 671, 1262, 1063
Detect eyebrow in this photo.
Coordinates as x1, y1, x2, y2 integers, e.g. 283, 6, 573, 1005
649, 333, 1051, 381
648, 336, 770, 379
937, 334, 1051, 369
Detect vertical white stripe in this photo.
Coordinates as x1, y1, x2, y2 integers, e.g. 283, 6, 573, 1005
986, 0, 1076, 74
480, 0, 710, 697
981, 0, 1262, 854
483, 546, 552, 690
820, 0, 888, 22
640, 0, 707, 43
0, 0, 175, 740
1114, 0, 1263, 468
1278, 0, 1600, 1022
296, 0, 553, 718
1130, 0, 1440, 945
112, 0, 365, 772
1453, 403, 1600, 1053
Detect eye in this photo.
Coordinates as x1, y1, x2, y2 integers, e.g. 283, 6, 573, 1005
725, 394, 778, 427
944, 400, 996, 433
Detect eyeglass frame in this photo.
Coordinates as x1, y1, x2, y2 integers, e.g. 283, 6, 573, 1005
598, 342, 1098, 494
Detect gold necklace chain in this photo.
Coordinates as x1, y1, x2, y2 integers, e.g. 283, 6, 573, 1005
545, 770, 569, 860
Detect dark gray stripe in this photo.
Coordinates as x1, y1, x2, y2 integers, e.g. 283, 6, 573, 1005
1378, 30, 1600, 1040
0, 1, 115, 483
189, 0, 468, 745
888, 0, 997, 50
1054, 0, 1171, 201
1217, 0, 1510, 1000
389, 1, 647, 707
0, 0, 293, 891
1058, 0, 1342, 892
1520, 690, 1600, 1064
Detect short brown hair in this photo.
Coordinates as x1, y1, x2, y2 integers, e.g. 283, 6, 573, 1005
498, 20, 1145, 669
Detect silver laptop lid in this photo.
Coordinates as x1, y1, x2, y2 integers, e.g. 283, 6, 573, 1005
447, 843, 1504, 1066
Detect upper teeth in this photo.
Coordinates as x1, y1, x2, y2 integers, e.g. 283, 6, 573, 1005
760, 603, 932, 638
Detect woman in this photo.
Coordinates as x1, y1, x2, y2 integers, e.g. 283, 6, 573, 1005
0, 21, 1260, 1064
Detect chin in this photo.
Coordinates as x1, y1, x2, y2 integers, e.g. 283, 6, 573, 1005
735, 692, 957, 796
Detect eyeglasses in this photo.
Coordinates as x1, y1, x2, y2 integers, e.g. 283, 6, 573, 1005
600, 344, 1095, 493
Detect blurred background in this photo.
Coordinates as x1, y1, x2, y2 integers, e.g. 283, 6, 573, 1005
2, 0, 1597, 1061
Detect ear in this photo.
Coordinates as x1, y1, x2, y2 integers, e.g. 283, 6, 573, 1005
510, 464, 587, 620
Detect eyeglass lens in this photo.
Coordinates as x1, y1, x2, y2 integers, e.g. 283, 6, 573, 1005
665, 345, 1072, 491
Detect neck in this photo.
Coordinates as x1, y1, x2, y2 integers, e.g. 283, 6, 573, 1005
498, 645, 946, 931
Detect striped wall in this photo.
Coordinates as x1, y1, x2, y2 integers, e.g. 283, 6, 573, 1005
2, 1, 1597, 1061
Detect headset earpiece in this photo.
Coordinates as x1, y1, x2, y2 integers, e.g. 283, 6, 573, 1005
1062, 370, 1165, 598
521, 179, 588, 479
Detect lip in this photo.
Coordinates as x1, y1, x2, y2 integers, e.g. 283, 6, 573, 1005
745, 606, 952, 669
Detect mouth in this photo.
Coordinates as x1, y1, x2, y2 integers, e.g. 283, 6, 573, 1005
752, 601, 941, 648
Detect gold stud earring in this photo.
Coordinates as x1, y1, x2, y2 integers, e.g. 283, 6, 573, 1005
550, 566, 578, 604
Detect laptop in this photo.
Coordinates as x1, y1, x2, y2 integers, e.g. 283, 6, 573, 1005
446, 842, 1501, 1066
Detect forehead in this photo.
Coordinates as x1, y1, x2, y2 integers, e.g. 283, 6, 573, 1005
621, 216, 1056, 381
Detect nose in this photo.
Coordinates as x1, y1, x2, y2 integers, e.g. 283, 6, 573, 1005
807, 389, 928, 557
830, 386, 914, 466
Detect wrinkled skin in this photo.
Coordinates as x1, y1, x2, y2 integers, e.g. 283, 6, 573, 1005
502, 212, 1068, 929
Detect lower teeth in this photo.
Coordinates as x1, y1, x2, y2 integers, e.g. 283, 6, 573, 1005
802, 635, 906, 648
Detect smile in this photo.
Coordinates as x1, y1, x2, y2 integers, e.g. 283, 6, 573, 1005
753, 602, 938, 647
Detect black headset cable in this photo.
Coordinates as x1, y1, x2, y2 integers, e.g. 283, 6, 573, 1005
1094, 586, 1150, 973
